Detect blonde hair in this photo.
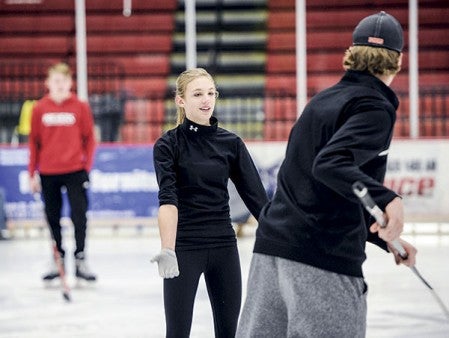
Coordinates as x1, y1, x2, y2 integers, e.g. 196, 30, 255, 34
343, 46, 401, 76
175, 68, 217, 125
47, 62, 72, 79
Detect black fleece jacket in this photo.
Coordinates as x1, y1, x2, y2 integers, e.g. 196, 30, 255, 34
254, 70, 400, 277
154, 116, 268, 250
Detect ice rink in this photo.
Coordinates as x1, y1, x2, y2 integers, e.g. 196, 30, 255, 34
1, 224, 449, 338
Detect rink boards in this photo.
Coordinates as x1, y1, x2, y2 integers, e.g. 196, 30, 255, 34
1, 139, 449, 228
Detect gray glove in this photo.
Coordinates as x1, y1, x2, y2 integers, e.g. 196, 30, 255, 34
151, 248, 179, 278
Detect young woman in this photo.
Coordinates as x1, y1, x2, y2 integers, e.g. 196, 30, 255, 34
151, 68, 268, 338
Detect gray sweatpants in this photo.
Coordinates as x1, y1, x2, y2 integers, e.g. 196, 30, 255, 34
236, 253, 367, 338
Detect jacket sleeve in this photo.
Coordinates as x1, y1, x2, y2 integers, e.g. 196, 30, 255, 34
153, 135, 178, 207
81, 101, 96, 172
312, 98, 398, 210
28, 102, 41, 177
230, 138, 269, 220
364, 212, 389, 251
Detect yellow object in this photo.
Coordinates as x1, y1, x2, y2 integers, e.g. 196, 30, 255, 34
17, 100, 36, 136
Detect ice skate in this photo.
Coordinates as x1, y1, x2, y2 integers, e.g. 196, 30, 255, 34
42, 256, 64, 281
75, 252, 97, 282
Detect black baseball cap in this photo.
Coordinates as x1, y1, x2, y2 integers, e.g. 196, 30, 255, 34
352, 11, 403, 53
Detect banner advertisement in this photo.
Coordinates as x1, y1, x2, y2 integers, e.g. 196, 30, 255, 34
0, 145, 159, 221
246, 140, 449, 222
1, 140, 448, 223
384, 140, 448, 221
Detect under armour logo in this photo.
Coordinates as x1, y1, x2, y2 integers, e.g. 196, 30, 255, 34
378, 149, 389, 156
189, 125, 198, 132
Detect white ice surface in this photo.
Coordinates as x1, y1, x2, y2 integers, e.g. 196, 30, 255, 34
0, 225, 448, 338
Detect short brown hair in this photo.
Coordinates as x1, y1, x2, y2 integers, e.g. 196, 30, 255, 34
343, 46, 401, 76
47, 62, 72, 78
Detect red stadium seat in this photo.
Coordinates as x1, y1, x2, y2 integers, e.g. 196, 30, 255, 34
124, 99, 165, 123
263, 121, 294, 141
264, 96, 297, 120
120, 123, 162, 144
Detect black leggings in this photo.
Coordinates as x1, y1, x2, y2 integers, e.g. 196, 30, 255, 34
40, 170, 89, 257
164, 246, 242, 338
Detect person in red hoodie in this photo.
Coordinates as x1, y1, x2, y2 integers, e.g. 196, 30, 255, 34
29, 62, 97, 282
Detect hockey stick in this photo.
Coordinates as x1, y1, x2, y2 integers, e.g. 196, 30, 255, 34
34, 192, 71, 302
52, 241, 71, 302
352, 181, 449, 321
352, 181, 408, 258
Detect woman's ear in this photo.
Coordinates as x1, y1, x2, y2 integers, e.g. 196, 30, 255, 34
175, 95, 184, 107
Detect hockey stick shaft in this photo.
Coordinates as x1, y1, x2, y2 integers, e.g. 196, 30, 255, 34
352, 181, 449, 321
35, 193, 71, 302
352, 181, 408, 258
52, 241, 71, 302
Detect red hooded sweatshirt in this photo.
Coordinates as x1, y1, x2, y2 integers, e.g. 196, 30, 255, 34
28, 94, 96, 177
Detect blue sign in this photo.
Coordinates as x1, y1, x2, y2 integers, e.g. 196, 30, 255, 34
0, 145, 159, 220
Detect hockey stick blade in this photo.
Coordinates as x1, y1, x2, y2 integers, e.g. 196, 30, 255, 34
352, 181, 449, 322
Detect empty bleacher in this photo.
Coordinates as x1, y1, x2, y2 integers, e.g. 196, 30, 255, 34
0, 0, 448, 142
171, 0, 267, 94
265, 0, 449, 139
120, 98, 164, 144
169, 0, 268, 140
0, 0, 177, 143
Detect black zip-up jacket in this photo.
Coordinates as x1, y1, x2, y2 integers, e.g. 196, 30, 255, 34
254, 70, 400, 277
154, 116, 268, 250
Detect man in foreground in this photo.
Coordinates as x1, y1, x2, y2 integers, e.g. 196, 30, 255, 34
237, 11, 417, 337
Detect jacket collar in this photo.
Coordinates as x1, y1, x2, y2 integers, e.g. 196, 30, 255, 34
181, 116, 218, 136
343, 70, 399, 109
